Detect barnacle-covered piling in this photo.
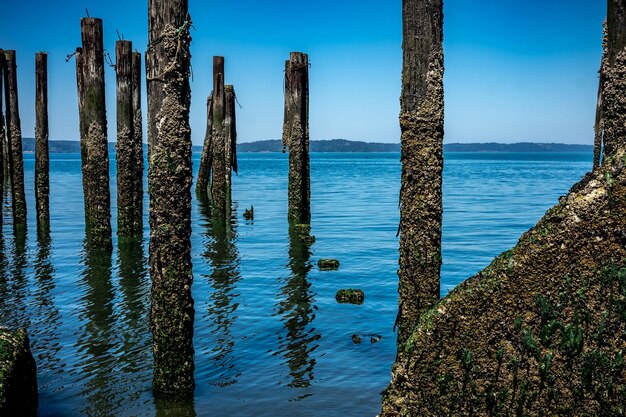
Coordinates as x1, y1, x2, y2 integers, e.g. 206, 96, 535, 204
116, 40, 142, 238
131, 51, 144, 234
35, 52, 50, 234
395, 0, 444, 346
210, 56, 227, 214
283, 52, 310, 224
196, 94, 213, 195
75, 18, 112, 250
146, 0, 195, 398
3, 50, 27, 230
224, 84, 238, 189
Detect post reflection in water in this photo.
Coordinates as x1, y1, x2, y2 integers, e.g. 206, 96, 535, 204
31, 231, 64, 389
117, 238, 151, 400
8, 228, 29, 329
274, 223, 321, 392
199, 194, 242, 387
75, 240, 118, 415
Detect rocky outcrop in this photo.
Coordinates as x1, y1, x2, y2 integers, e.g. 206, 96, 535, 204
0, 328, 37, 416
380, 148, 626, 416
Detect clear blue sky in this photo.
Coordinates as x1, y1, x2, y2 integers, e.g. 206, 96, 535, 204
0, 0, 606, 145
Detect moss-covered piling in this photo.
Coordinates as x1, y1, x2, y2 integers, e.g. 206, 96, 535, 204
132, 51, 144, 234
146, 0, 195, 398
35, 52, 50, 234
224, 84, 238, 189
396, 0, 444, 346
0, 328, 38, 416
0, 51, 5, 228
283, 52, 310, 224
196, 94, 213, 195
210, 56, 227, 214
3, 50, 27, 230
75, 18, 112, 250
116, 40, 142, 238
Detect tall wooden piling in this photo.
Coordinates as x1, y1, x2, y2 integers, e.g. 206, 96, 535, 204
224, 84, 238, 189
146, 0, 195, 397
3, 50, 27, 229
395, 0, 444, 346
35, 52, 50, 233
196, 94, 213, 195
116, 40, 141, 238
594, 22, 607, 169
75, 18, 112, 250
0, 51, 5, 227
131, 51, 144, 234
283, 52, 310, 224
601, 0, 626, 160
210, 56, 227, 214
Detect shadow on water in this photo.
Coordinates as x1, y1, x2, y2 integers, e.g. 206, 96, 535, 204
75, 240, 118, 415
117, 238, 151, 403
198, 193, 242, 388
154, 396, 197, 417
274, 223, 320, 394
31, 231, 64, 391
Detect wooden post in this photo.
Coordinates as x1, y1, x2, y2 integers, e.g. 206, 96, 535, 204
602, 0, 626, 159
224, 84, 238, 189
196, 94, 213, 195
282, 52, 310, 224
210, 56, 227, 213
75, 18, 112, 251
396, 0, 444, 346
0, 51, 5, 228
146, 0, 195, 398
131, 51, 144, 234
3, 50, 27, 229
594, 22, 607, 169
116, 40, 141, 238
35, 52, 50, 233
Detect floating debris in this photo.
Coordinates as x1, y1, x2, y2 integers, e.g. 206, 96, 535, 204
370, 335, 382, 344
243, 205, 254, 221
318, 259, 340, 270
351, 334, 362, 344
336, 289, 364, 305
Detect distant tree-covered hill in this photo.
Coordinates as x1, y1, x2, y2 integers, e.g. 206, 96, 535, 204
21, 137, 592, 154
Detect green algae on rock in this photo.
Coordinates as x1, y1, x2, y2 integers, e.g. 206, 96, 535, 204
318, 259, 340, 270
336, 289, 364, 305
0, 328, 37, 417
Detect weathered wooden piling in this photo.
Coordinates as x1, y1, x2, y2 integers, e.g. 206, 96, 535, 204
283, 52, 310, 224
594, 22, 608, 169
196, 94, 213, 195
0, 51, 5, 227
116, 40, 142, 238
35, 52, 50, 233
146, 0, 195, 397
224, 84, 238, 189
395, 0, 444, 346
210, 56, 227, 213
131, 51, 144, 233
3, 50, 27, 229
601, 0, 626, 160
75, 18, 112, 250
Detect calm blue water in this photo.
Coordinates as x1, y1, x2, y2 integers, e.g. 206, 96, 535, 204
0, 151, 591, 416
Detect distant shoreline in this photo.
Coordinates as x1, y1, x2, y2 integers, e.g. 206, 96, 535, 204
21, 137, 593, 154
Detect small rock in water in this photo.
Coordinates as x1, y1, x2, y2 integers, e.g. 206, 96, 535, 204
318, 259, 340, 270
370, 335, 382, 344
351, 334, 363, 344
243, 205, 254, 221
336, 289, 365, 305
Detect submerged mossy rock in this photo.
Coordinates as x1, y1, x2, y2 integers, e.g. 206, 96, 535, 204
318, 259, 340, 270
381, 149, 626, 416
336, 289, 365, 305
0, 328, 37, 416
